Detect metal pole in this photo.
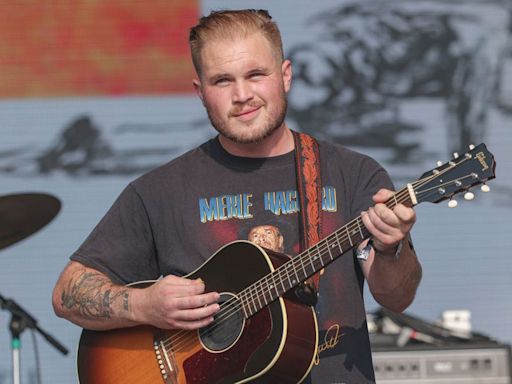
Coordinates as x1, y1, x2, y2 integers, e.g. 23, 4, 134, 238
11, 333, 21, 384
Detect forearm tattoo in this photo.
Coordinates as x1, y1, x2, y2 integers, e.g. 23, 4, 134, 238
61, 269, 129, 319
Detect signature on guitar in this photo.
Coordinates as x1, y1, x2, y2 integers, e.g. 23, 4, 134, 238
315, 323, 344, 365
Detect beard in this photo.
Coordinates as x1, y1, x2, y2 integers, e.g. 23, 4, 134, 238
205, 90, 288, 145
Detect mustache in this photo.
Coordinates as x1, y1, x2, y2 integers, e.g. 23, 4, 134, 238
230, 101, 264, 116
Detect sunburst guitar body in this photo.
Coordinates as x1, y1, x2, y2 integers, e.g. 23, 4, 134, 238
77, 241, 319, 383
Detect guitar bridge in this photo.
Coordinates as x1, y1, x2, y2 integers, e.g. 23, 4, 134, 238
153, 331, 178, 384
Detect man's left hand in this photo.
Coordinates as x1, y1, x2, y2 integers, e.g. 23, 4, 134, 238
361, 188, 416, 254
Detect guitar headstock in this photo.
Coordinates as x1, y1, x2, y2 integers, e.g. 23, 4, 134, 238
412, 143, 496, 205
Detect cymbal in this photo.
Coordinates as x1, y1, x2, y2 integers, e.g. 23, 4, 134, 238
0, 193, 61, 251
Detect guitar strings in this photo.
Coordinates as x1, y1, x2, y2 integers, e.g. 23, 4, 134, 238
161, 161, 471, 352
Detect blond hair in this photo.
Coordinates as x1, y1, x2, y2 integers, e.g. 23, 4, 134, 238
189, 9, 284, 76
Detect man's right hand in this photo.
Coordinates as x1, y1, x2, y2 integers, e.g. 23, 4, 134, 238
132, 275, 220, 330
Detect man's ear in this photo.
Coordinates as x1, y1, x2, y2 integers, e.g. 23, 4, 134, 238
193, 78, 204, 103
282, 59, 292, 93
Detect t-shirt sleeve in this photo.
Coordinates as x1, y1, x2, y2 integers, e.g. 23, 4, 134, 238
349, 155, 417, 247
350, 156, 395, 219
71, 183, 160, 284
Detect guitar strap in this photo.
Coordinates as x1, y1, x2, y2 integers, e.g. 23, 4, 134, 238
292, 130, 323, 292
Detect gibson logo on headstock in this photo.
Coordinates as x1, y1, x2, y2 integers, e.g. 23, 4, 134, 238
475, 151, 489, 171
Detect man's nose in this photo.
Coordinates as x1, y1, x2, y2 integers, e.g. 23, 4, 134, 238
232, 80, 253, 104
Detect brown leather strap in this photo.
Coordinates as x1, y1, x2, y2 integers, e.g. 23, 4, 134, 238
292, 131, 323, 290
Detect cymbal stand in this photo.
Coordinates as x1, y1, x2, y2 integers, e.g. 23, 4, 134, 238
0, 293, 69, 384
9, 312, 23, 384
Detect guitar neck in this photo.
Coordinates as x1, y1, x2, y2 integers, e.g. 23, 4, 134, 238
238, 142, 497, 318
239, 186, 415, 317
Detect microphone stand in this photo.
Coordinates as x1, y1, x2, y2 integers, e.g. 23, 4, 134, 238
0, 293, 68, 384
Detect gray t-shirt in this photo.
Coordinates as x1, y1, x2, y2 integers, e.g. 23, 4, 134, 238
72, 135, 393, 383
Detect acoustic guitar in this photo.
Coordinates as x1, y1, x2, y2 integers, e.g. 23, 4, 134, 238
77, 143, 496, 383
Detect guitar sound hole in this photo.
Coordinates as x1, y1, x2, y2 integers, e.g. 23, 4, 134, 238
199, 292, 245, 352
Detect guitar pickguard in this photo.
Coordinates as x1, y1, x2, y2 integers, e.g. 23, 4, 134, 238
182, 306, 272, 383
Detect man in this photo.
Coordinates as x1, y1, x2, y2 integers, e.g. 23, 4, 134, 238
53, 9, 422, 383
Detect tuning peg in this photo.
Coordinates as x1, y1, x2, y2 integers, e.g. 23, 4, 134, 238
469, 144, 475, 150
481, 184, 490, 193
436, 161, 443, 167
464, 191, 475, 201
448, 198, 458, 208
453, 152, 459, 159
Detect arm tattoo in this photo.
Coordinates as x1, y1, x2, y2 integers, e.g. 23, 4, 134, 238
61, 269, 129, 320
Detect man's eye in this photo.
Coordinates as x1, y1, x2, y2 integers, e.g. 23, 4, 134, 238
214, 78, 229, 85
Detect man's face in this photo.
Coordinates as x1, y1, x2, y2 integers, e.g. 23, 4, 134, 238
194, 33, 292, 144
248, 225, 284, 252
